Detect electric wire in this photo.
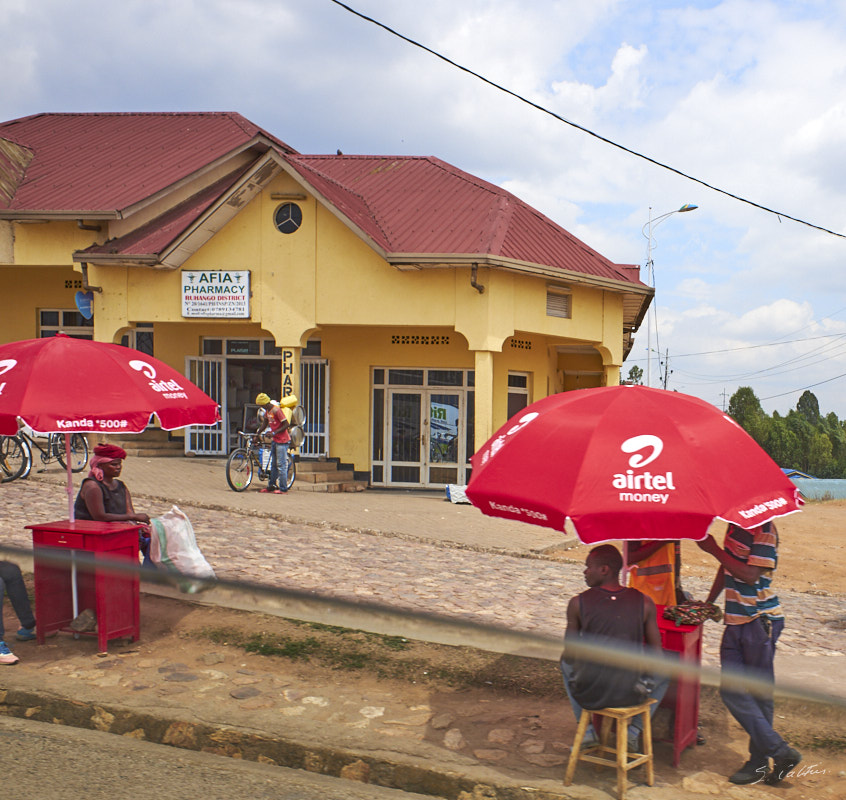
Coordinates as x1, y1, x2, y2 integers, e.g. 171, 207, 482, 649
330, 1, 846, 404
329, 0, 846, 240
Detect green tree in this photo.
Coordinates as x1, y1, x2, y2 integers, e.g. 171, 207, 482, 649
796, 390, 821, 424
625, 366, 643, 385
807, 431, 835, 477
763, 417, 800, 468
727, 387, 768, 445
785, 411, 815, 473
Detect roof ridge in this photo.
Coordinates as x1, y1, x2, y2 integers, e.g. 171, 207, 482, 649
286, 155, 392, 246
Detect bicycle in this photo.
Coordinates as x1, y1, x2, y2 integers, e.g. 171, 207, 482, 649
16, 429, 90, 478
225, 432, 296, 492
0, 434, 29, 483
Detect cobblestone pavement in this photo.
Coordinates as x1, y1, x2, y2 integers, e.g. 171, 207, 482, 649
2, 459, 845, 695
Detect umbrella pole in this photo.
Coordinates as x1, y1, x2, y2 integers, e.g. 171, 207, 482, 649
65, 433, 75, 522
64, 433, 79, 621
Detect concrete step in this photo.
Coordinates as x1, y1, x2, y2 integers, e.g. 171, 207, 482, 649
129, 447, 185, 458
97, 430, 184, 458
291, 480, 368, 493
296, 469, 355, 484
296, 461, 343, 474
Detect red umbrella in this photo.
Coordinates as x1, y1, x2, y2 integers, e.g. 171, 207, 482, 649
0, 334, 220, 518
466, 385, 802, 544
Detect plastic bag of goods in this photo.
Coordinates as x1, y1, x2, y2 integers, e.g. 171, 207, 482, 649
150, 505, 217, 593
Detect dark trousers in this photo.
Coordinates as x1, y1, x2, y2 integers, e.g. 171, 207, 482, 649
0, 561, 37, 640
719, 617, 787, 765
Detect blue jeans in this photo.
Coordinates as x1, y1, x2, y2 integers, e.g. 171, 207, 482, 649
0, 561, 36, 640
269, 441, 289, 490
719, 617, 787, 765
559, 658, 669, 734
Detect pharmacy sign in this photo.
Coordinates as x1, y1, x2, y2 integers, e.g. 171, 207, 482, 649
182, 270, 250, 318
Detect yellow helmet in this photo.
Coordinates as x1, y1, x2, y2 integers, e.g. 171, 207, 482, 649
255, 392, 271, 406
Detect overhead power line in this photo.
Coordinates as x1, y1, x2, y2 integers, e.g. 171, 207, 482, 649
330, 1, 846, 240
629, 333, 846, 362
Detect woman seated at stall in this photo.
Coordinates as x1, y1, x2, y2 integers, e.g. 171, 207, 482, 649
74, 443, 152, 562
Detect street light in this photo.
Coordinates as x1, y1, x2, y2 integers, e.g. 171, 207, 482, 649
641, 203, 698, 388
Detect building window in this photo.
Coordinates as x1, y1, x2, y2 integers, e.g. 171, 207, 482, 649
302, 339, 322, 357
546, 286, 572, 319
273, 202, 303, 234
38, 309, 94, 339
120, 323, 154, 355
507, 372, 530, 419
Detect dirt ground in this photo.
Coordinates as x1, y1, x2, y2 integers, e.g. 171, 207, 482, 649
550, 497, 846, 595
7, 499, 845, 795
129, 499, 846, 783
141, 587, 846, 795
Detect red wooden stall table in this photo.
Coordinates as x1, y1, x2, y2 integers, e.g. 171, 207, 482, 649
656, 606, 703, 767
27, 519, 141, 653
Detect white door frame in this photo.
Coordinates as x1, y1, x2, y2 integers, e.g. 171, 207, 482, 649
185, 356, 227, 455
385, 388, 464, 487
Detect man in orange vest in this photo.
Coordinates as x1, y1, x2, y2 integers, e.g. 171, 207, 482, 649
625, 540, 684, 607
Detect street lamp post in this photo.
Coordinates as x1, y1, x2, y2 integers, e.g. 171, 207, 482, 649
642, 203, 698, 388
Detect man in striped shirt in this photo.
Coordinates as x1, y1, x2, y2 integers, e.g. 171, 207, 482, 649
698, 522, 801, 786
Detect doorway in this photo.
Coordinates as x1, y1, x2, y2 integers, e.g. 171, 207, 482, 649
384, 387, 467, 487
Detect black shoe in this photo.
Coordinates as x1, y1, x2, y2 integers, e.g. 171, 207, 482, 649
728, 760, 769, 785
765, 747, 801, 785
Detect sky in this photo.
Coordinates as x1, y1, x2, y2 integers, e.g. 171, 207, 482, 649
3, 0, 846, 417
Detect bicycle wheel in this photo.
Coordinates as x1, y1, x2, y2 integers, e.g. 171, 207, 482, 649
0, 436, 28, 483
226, 448, 254, 491
56, 433, 89, 472
284, 451, 296, 491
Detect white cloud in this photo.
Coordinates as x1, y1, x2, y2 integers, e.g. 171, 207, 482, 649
4, 0, 846, 414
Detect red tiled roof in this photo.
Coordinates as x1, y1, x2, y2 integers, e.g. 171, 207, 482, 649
79, 166, 251, 260
0, 112, 296, 214
0, 111, 643, 291
285, 155, 640, 285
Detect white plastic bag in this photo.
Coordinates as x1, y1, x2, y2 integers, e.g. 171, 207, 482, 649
445, 484, 471, 504
150, 505, 216, 593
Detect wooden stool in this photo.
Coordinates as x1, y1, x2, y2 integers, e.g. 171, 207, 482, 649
564, 699, 656, 800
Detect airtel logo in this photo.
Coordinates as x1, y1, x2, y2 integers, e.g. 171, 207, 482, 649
621, 434, 663, 468
613, 434, 675, 493
129, 359, 185, 394
129, 359, 157, 379
0, 359, 16, 396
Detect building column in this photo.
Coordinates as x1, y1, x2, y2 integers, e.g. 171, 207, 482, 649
474, 349, 495, 453
280, 345, 300, 402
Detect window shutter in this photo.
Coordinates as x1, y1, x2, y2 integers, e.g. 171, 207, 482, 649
546, 289, 571, 318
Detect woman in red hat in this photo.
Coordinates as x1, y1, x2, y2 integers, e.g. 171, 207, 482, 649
74, 443, 150, 526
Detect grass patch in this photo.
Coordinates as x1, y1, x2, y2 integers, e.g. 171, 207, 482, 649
193, 620, 562, 694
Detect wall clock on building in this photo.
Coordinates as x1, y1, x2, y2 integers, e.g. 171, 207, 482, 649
274, 202, 303, 234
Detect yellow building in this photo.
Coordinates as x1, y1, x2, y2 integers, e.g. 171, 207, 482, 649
0, 112, 651, 488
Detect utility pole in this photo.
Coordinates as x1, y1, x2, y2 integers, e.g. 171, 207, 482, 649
660, 348, 671, 390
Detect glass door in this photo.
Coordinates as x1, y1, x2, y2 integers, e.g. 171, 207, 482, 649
386, 389, 462, 487
388, 390, 423, 485
427, 392, 461, 486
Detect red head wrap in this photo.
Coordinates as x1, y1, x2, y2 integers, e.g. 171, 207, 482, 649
93, 443, 127, 460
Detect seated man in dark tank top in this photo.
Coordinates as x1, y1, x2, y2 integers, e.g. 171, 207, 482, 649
560, 544, 669, 750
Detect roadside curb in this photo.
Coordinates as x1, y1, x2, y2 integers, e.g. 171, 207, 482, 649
0, 685, 573, 800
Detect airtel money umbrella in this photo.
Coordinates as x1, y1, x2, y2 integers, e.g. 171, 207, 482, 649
465, 385, 802, 544
0, 334, 220, 519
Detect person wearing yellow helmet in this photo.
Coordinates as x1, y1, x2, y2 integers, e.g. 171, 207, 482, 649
254, 392, 291, 493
